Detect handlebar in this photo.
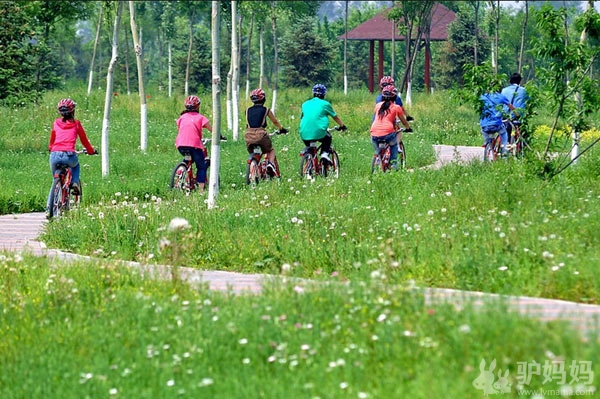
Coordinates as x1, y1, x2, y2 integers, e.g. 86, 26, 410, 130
270, 128, 289, 136
328, 125, 347, 132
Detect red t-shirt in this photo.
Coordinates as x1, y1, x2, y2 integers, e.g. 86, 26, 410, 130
175, 112, 209, 149
370, 102, 404, 137
48, 118, 95, 153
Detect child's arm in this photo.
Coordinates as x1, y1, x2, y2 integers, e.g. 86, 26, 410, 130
267, 109, 284, 131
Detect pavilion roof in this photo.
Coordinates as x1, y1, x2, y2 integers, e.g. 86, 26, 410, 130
339, 2, 456, 41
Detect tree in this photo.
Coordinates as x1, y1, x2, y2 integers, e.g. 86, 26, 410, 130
129, 1, 148, 152
101, 1, 124, 177
279, 17, 335, 87
208, 0, 222, 209
87, 3, 103, 96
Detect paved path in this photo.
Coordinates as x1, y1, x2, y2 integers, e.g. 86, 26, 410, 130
1, 145, 599, 340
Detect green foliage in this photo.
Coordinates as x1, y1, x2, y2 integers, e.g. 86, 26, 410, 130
279, 16, 335, 87
458, 63, 506, 114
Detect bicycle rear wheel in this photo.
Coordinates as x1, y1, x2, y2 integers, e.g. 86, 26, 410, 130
170, 163, 189, 190
398, 141, 406, 169
484, 139, 497, 162
246, 159, 260, 185
49, 178, 68, 218
371, 153, 382, 174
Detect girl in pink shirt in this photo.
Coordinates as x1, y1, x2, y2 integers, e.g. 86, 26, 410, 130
47, 98, 96, 213
370, 85, 412, 169
175, 95, 213, 192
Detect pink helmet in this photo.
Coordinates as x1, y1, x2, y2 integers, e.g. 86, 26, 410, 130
381, 85, 398, 100
57, 98, 76, 115
184, 95, 201, 111
379, 76, 395, 89
250, 88, 265, 103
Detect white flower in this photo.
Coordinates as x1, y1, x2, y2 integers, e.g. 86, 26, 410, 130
168, 217, 190, 231
498, 266, 508, 271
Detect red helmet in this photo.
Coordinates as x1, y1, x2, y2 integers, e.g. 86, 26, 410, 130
250, 88, 265, 103
185, 95, 201, 111
57, 98, 76, 115
381, 85, 398, 100
379, 76, 395, 89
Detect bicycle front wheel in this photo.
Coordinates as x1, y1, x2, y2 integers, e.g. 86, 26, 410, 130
371, 154, 381, 174
484, 140, 497, 162
398, 141, 406, 169
300, 155, 315, 179
246, 159, 260, 185
170, 163, 189, 190
49, 178, 68, 218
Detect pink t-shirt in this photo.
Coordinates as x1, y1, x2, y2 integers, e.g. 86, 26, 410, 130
48, 118, 95, 153
175, 112, 209, 149
370, 102, 404, 137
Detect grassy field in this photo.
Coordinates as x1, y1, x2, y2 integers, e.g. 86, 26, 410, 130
1, 86, 599, 397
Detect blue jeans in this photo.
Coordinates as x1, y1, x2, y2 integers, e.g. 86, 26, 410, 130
371, 132, 398, 163
178, 146, 206, 184
47, 151, 80, 210
481, 125, 508, 154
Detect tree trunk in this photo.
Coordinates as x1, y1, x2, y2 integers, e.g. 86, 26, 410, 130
245, 13, 254, 99
129, 1, 148, 152
168, 41, 173, 97
473, 1, 480, 65
344, 0, 348, 95
231, 1, 240, 140
226, 63, 232, 130
101, 2, 124, 177
208, 0, 222, 208
271, 3, 278, 114
185, 7, 194, 97
518, 0, 529, 75
259, 26, 265, 89
124, 23, 131, 95
87, 4, 103, 97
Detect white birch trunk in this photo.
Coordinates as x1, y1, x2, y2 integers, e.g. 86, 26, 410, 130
101, 2, 123, 177
185, 9, 194, 97
226, 68, 233, 130
405, 81, 412, 107
87, 4, 103, 96
129, 1, 147, 152
344, 0, 348, 95
259, 27, 264, 89
270, 7, 278, 114
208, 1, 222, 208
232, 0, 240, 141
168, 41, 173, 97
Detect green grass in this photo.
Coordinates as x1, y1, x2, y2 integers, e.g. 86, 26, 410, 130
1, 86, 599, 303
0, 253, 598, 399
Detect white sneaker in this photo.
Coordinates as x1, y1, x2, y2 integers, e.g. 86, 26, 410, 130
321, 151, 331, 163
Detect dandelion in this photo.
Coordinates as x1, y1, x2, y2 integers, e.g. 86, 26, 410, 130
498, 266, 508, 271
445, 191, 452, 196
167, 379, 175, 387
268, 355, 276, 363
551, 266, 560, 272
109, 388, 118, 395
239, 338, 248, 345
199, 378, 214, 387
281, 263, 292, 273
168, 217, 190, 231
459, 324, 471, 333
301, 344, 310, 351
293, 285, 305, 294
376, 314, 387, 322
340, 382, 349, 389
242, 358, 251, 364
358, 393, 369, 399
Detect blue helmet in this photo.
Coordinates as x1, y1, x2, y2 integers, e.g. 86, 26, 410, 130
312, 84, 327, 97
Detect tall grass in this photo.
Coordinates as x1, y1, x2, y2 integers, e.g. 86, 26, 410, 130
1, 87, 599, 302
0, 254, 597, 399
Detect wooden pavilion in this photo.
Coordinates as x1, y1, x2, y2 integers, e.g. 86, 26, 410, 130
340, 2, 456, 93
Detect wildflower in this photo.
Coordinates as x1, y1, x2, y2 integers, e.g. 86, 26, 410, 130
498, 266, 508, 271
169, 217, 190, 231
199, 378, 213, 387
167, 379, 175, 387
109, 388, 118, 395
239, 338, 248, 345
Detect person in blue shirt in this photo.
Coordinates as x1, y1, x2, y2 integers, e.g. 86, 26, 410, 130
480, 83, 519, 155
501, 72, 529, 139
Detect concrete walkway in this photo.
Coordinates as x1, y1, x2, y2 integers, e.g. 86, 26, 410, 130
1, 145, 599, 340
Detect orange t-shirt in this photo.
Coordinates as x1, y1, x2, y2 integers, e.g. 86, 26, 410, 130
370, 102, 404, 137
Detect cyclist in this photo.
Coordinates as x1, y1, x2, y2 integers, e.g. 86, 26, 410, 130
370, 85, 412, 169
47, 98, 97, 214
244, 88, 288, 176
175, 95, 212, 192
375, 76, 414, 122
501, 72, 529, 139
480, 81, 519, 156
299, 84, 347, 164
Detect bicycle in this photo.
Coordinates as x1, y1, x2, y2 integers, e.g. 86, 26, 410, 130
48, 149, 94, 219
505, 119, 528, 158
482, 130, 503, 162
246, 130, 288, 185
170, 139, 211, 193
299, 126, 341, 179
371, 129, 407, 173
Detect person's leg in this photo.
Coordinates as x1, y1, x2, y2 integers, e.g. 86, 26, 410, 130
47, 152, 61, 210
192, 148, 207, 188
499, 125, 509, 155
387, 132, 399, 164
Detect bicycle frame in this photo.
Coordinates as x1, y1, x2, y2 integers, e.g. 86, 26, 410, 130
246, 146, 280, 185
483, 132, 502, 162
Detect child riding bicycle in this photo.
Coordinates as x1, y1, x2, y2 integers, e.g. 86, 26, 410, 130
299, 84, 347, 163
47, 98, 97, 215
175, 95, 213, 192
479, 80, 519, 156
375, 76, 414, 122
244, 88, 288, 177
370, 85, 412, 170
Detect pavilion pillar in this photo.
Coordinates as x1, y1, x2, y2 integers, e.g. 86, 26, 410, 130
425, 41, 431, 93
369, 40, 374, 93
378, 40, 384, 84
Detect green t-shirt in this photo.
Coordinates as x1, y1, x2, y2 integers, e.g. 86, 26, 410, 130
299, 97, 336, 141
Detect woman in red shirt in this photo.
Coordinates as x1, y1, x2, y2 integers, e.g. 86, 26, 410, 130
47, 98, 96, 212
370, 85, 412, 169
